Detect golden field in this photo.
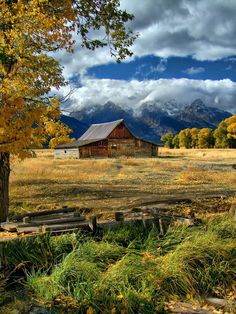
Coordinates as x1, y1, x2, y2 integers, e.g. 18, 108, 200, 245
9, 148, 236, 217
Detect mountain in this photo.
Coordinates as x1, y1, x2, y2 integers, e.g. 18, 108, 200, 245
61, 99, 231, 143
61, 115, 88, 138
176, 99, 230, 128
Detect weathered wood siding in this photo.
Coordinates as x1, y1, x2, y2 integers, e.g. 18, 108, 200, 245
79, 140, 108, 158
108, 138, 158, 157
108, 122, 133, 139
54, 148, 79, 159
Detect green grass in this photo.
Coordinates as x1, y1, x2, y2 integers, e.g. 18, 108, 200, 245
1, 215, 235, 313
0, 232, 82, 270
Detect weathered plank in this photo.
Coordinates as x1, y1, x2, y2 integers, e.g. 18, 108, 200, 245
0, 222, 18, 232
17, 226, 43, 234
11, 207, 77, 221
1, 216, 86, 232
41, 221, 90, 233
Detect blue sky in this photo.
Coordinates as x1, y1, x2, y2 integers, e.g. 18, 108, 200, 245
57, 0, 236, 114
87, 56, 236, 81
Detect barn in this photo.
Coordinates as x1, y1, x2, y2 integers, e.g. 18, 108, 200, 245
54, 119, 158, 158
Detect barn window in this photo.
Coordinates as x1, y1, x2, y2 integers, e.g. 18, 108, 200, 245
111, 144, 117, 149
64, 150, 67, 154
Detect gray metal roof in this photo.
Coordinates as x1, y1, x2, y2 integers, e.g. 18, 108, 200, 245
55, 139, 100, 149
79, 119, 124, 140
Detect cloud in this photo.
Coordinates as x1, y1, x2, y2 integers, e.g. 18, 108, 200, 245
53, 0, 236, 78
183, 67, 205, 75
59, 77, 236, 113
122, 0, 236, 61
150, 58, 167, 73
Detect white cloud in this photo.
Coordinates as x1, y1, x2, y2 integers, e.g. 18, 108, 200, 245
183, 67, 205, 75
150, 59, 167, 73
59, 77, 236, 113
53, 0, 236, 78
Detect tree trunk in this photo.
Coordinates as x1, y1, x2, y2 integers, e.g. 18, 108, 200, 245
0, 152, 10, 222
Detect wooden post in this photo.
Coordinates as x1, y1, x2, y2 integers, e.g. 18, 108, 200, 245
229, 198, 236, 220
159, 218, 171, 236
115, 212, 124, 222
0, 153, 10, 223
89, 216, 97, 233
23, 216, 30, 224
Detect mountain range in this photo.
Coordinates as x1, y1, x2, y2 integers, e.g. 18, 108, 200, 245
61, 99, 231, 143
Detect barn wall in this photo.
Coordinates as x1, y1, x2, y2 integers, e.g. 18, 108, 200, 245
78, 139, 158, 158
108, 139, 158, 157
108, 122, 134, 139
79, 140, 108, 158
54, 148, 79, 159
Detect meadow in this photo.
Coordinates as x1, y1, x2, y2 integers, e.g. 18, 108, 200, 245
1, 148, 236, 313
9, 148, 236, 218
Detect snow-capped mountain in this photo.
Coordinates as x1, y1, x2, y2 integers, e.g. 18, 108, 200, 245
62, 99, 231, 143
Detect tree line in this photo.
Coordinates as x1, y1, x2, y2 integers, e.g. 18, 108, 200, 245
161, 115, 236, 149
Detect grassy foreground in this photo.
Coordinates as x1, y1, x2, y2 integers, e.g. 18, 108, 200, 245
1, 215, 235, 313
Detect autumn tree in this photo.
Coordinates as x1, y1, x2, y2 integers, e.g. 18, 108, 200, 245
190, 128, 199, 148
214, 115, 236, 148
227, 122, 236, 141
0, 0, 136, 222
178, 128, 192, 148
214, 122, 230, 148
172, 134, 180, 148
160, 132, 174, 148
30, 102, 75, 149
197, 128, 214, 148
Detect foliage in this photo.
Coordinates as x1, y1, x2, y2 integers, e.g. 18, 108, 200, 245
214, 115, 236, 148
178, 128, 192, 148
172, 134, 180, 148
161, 114, 236, 148
197, 128, 214, 148
161, 132, 174, 148
190, 128, 199, 148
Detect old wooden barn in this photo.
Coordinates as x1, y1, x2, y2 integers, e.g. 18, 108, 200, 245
54, 119, 158, 158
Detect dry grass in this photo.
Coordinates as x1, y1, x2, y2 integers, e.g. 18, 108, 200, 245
9, 148, 236, 216
160, 147, 236, 158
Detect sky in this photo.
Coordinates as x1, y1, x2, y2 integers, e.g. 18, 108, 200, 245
55, 0, 236, 114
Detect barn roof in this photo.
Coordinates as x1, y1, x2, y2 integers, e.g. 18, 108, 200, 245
79, 119, 124, 140
55, 139, 100, 149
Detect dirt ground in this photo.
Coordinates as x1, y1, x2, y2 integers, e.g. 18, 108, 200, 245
7, 148, 236, 219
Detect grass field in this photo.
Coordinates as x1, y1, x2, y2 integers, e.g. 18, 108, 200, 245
1, 148, 236, 313
9, 148, 236, 217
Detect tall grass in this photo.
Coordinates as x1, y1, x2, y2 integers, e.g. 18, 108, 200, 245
0, 232, 80, 270
23, 215, 236, 313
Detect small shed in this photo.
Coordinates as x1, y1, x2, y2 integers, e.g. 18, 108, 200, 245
54, 119, 158, 158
